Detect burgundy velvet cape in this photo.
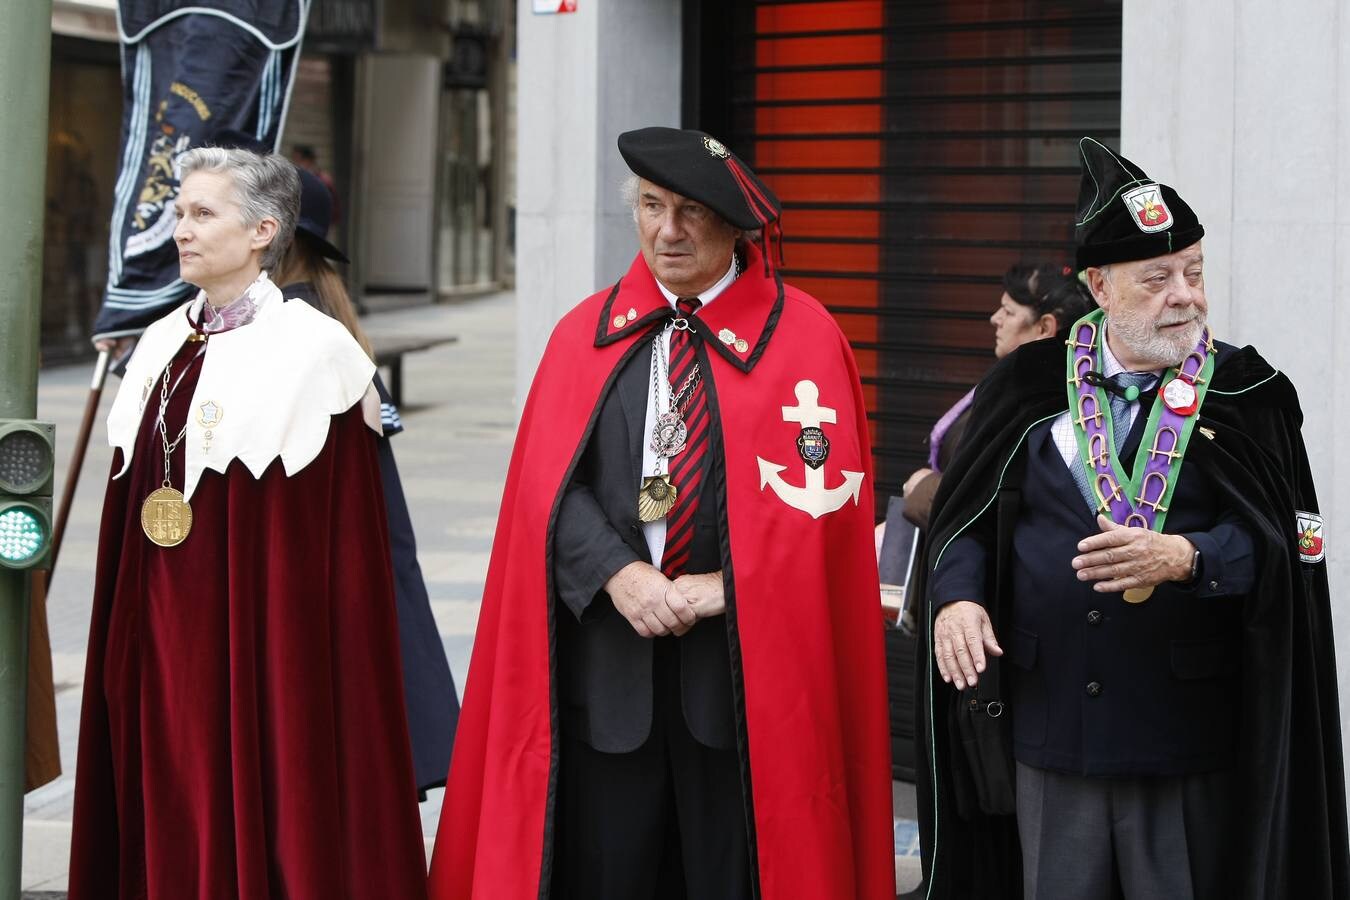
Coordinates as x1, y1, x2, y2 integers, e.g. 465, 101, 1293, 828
69, 340, 429, 900
428, 245, 894, 900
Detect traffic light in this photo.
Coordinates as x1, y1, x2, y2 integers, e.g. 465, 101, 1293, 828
0, 420, 55, 570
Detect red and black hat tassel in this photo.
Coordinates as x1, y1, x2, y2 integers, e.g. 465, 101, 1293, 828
725, 157, 784, 277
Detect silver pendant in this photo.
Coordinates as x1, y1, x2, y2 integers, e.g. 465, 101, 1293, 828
650, 411, 687, 459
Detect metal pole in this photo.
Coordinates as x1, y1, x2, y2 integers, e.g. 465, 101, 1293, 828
0, 0, 54, 891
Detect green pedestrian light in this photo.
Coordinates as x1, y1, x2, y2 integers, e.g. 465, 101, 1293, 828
0, 504, 48, 568
0, 421, 56, 571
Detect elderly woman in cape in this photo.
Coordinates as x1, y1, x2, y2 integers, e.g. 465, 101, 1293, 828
68, 147, 428, 900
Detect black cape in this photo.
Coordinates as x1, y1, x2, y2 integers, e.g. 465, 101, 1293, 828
912, 334, 1350, 899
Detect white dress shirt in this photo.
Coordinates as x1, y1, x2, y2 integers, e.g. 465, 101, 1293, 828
640, 256, 738, 567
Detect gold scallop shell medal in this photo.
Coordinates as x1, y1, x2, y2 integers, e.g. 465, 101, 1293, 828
638, 475, 677, 523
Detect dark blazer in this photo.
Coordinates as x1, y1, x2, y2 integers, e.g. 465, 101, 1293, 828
931, 393, 1256, 776
553, 336, 735, 754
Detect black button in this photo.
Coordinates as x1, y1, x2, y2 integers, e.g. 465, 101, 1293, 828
1086, 681, 1103, 697
1087, 610, 1103, 626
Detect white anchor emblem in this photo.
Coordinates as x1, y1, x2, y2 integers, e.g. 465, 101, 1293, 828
756, 380, 864, 518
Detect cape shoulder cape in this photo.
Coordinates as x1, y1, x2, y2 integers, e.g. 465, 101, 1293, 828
915, 335, 1350, 899
106, 273, 380, 500
71, 348, 427, 899
429, 244, 894, 900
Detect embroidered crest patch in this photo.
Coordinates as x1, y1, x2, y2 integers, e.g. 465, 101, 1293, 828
1121, 183, 1173, 234
797, 426, 830, 470
197, 401, 223, 428
1296, 510, 1325, 564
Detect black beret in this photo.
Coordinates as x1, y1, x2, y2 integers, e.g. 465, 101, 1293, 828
1074, 137, 1204, 270
618, 127, 781, 231
295, 167, 348, 263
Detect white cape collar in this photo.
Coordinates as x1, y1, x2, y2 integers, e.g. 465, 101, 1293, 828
106, 274, 381, 500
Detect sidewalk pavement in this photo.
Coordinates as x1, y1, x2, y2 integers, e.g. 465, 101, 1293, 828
20, 288, 922, 895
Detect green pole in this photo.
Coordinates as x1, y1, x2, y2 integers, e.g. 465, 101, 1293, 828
0, 0, 53, 892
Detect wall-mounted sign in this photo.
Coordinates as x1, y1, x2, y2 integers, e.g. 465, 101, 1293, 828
533, 0, 577, 13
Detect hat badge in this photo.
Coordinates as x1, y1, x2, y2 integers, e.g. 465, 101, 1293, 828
1121, 183, 1173, 234
703, 137, 730, 159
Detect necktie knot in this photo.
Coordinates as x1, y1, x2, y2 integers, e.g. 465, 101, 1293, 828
1114, 372, 1154, 392
1108, 372, 1155, 454
677, 297, 702, 316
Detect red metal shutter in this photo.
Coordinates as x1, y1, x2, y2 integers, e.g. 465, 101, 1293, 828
722, 0, 1122, 501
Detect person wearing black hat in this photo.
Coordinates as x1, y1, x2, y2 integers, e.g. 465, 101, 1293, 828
911, 138, 1349, 899
427, 127, 893, 900
273, 166, 461, 801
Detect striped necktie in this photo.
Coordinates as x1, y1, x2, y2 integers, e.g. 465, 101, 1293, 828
662, 297, 710, 577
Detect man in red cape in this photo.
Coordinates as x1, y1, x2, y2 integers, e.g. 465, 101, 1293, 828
68, 148, 428, 899
429, 128, 893, 899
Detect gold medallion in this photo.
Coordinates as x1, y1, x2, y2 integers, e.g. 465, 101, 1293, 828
141, 486, 193, 547
1122, 586, 1154, 604
637, 474, 677, 523
734, 338, 749, 354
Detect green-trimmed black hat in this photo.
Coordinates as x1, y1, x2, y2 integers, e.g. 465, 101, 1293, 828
1074, 137, 1204, 269
618, 127, 781, 232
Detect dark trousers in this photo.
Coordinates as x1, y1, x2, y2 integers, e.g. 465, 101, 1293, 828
551, 638, 752, 900
1015, 762, 1233, 900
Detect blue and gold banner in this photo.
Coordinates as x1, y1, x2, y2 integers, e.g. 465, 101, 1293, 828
95, 1, 310, 337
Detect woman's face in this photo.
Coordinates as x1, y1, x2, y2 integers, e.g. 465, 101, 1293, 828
989, 291, 1043, 359
173, 170, 272, 293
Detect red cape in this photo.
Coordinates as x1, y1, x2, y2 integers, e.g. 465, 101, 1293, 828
69, 341, 428, 900
429, 245, 893, 899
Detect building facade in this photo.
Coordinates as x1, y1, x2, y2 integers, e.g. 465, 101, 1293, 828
41, 0, 516, 361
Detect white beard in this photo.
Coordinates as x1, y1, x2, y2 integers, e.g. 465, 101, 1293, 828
1107, 306, 1206, 369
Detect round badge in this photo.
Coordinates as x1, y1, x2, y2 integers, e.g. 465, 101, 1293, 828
613, 315, 627, 329
734, 338, 749, 354
1162, 378, 1198, 416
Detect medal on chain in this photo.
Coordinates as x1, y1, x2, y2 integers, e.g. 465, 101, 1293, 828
140, 348, 204, 547
638, 322, 702, 522
1065, 310, 1215, 603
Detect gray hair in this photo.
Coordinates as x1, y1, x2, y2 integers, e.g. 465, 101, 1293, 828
177, 147, 300, 271
621, 173, 641, 224
620, 172, 760, 241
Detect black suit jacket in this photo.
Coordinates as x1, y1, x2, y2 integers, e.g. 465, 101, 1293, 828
553, 336, 735, 753
931, 387, 1257, 775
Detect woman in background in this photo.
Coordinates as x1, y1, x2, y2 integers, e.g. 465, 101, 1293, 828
902, 264, 1094, 530
274, 166, 459, 798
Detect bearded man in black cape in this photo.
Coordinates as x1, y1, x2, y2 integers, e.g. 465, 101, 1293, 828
912, 137, 1350, 899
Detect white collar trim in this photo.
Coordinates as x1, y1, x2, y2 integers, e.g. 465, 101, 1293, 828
106, 274, 380, 500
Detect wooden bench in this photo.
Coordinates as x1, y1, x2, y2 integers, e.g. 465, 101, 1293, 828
371, 334, 459, 406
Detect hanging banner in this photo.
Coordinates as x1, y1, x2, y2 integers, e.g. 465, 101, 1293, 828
94, 1, 311, 338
